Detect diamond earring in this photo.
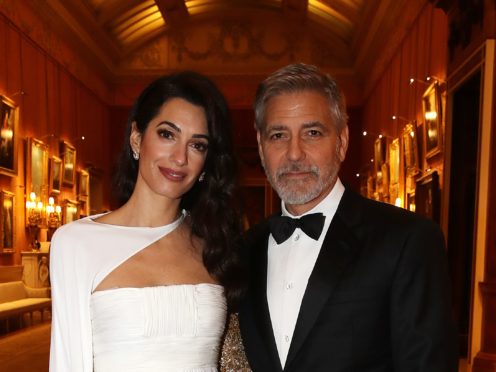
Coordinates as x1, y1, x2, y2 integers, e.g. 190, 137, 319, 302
132, 151, 139, 160
198, 172, 205, 182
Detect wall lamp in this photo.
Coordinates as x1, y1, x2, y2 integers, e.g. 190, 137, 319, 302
391, 115, 413, 123
409, 76, 445, 86
362, 130, 393, 139
26, 192, 61, 249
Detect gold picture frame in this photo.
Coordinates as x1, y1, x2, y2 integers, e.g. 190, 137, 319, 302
422, 82, 442, 159
62, 199, 79, 225
0, 95, 19, 177
401, 122, 420, 176
78, 169, 89, 198
389, 138, 400, 205
60, 141, 76, 187
26, 138, 49, 201
0, 190, 15, 252
49, 156, 63, 195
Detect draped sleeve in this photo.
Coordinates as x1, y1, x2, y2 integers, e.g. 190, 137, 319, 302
49, 212, 185, 372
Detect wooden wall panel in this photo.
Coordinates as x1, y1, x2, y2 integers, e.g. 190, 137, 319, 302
360, 3, 448, 206
0, 19, 6, 90
58, 69, 77, 142
20, 38, 47, 136
0, 16, 112, 265
46, 59, 61, 141
5, 21, 21, 104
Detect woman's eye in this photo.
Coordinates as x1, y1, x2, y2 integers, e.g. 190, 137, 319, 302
192, 142, 208, 153
158, 129, 173, 139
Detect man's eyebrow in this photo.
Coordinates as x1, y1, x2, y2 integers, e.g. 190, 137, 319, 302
301, 121, 326, 129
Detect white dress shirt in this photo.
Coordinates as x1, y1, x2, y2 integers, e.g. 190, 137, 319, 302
267, 178, 345, 367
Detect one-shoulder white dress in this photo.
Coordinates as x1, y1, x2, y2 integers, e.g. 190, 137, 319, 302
49, 211, 227, 372
90, 284, 226, 372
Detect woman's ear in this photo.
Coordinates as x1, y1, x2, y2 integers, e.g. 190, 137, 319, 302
129, 122, 141, 154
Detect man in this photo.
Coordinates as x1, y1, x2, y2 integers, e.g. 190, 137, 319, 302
239, 63, 458, 372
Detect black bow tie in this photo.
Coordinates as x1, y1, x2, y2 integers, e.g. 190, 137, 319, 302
268, 213, 325, 244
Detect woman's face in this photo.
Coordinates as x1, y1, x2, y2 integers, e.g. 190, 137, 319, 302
131, 97, 209, 201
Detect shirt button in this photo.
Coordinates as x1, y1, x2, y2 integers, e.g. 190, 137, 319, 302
284, 335, 290, 342
285, 282, 293, 290
294, 234, 300, 241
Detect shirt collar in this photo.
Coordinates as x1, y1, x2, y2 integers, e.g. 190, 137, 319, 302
281, 178, 345, 220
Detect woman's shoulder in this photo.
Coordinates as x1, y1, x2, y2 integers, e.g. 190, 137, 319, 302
50, 214, 109, 248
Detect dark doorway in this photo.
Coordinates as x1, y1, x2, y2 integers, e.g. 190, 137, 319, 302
447, 70, 481, 357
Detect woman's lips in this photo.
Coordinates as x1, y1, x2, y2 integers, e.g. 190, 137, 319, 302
159, 167, 186, 181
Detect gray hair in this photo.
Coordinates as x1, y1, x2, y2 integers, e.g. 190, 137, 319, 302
254, 63, 348, 131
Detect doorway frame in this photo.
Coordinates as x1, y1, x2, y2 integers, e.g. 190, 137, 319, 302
442, 40, 495, 370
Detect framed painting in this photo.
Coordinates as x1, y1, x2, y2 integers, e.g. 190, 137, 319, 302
78, 169, 89, 198
401, 122, 420, 176
60, 141, 76, 186
374, 136, 387, 173
422, 82, 442, 159
389, 138, 400, 205
415, 171, 440, 223
49, 156, 63, 195
26, 138, 49, 201
62, 199, 79, 225
0, 95, 19, 177
0, 190, 14, 252
406, 191, 416, 212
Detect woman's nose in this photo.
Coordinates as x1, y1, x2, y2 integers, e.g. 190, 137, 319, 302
170, 144, 187, 166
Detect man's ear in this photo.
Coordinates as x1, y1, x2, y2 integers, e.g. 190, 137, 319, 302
338, 125, 349, 162
130, 122, 141, 154
256, 130, 265, 167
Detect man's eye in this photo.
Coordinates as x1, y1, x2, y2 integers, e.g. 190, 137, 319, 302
307, 129, 322, 137
269, 132, 285, 140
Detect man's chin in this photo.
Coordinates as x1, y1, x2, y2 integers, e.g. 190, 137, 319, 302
275, 187, 318, 205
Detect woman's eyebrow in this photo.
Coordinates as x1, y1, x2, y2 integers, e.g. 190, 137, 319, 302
157, 121, 210, 140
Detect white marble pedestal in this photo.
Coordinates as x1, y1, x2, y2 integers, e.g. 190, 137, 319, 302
21, 251, 50, 288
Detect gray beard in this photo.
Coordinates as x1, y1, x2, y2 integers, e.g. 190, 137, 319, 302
264, 161, 340, 205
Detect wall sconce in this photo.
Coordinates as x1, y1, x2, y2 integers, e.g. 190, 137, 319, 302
25, 192, 43, 249
26, 192, 43, 227
46, 197, 62, 241
409, 76, 445, 86
26, 192, 62, 247
391, 115, 412, 123
46, 197, 62, 229
362, 131, 393, 140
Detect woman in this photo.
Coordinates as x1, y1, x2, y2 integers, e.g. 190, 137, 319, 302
49, 72, 244, 371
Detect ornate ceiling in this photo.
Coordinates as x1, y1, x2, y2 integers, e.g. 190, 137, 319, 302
32, 0, 427, 101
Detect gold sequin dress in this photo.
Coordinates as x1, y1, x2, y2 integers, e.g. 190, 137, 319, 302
220, 313, 251, 372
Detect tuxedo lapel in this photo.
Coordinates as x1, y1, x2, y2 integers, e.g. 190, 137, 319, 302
250, 224, 283, 371
285, 191, 362, 369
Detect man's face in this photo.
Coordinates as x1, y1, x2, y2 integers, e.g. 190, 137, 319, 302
257, 90, 348, 215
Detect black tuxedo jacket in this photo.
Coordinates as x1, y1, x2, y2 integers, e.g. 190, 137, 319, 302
239, 189, 458, 372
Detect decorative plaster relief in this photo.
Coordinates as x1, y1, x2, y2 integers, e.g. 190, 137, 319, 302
123, 18, 344, 73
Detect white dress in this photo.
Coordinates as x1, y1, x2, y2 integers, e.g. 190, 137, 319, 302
49, 211, 227, 372
90, 284, 226, 372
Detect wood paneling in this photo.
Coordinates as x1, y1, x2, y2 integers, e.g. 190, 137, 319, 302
361, 4, 447, 184
0, 16, 112, 265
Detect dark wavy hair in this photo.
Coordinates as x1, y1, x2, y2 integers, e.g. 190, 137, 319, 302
113, 71, 244, 308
